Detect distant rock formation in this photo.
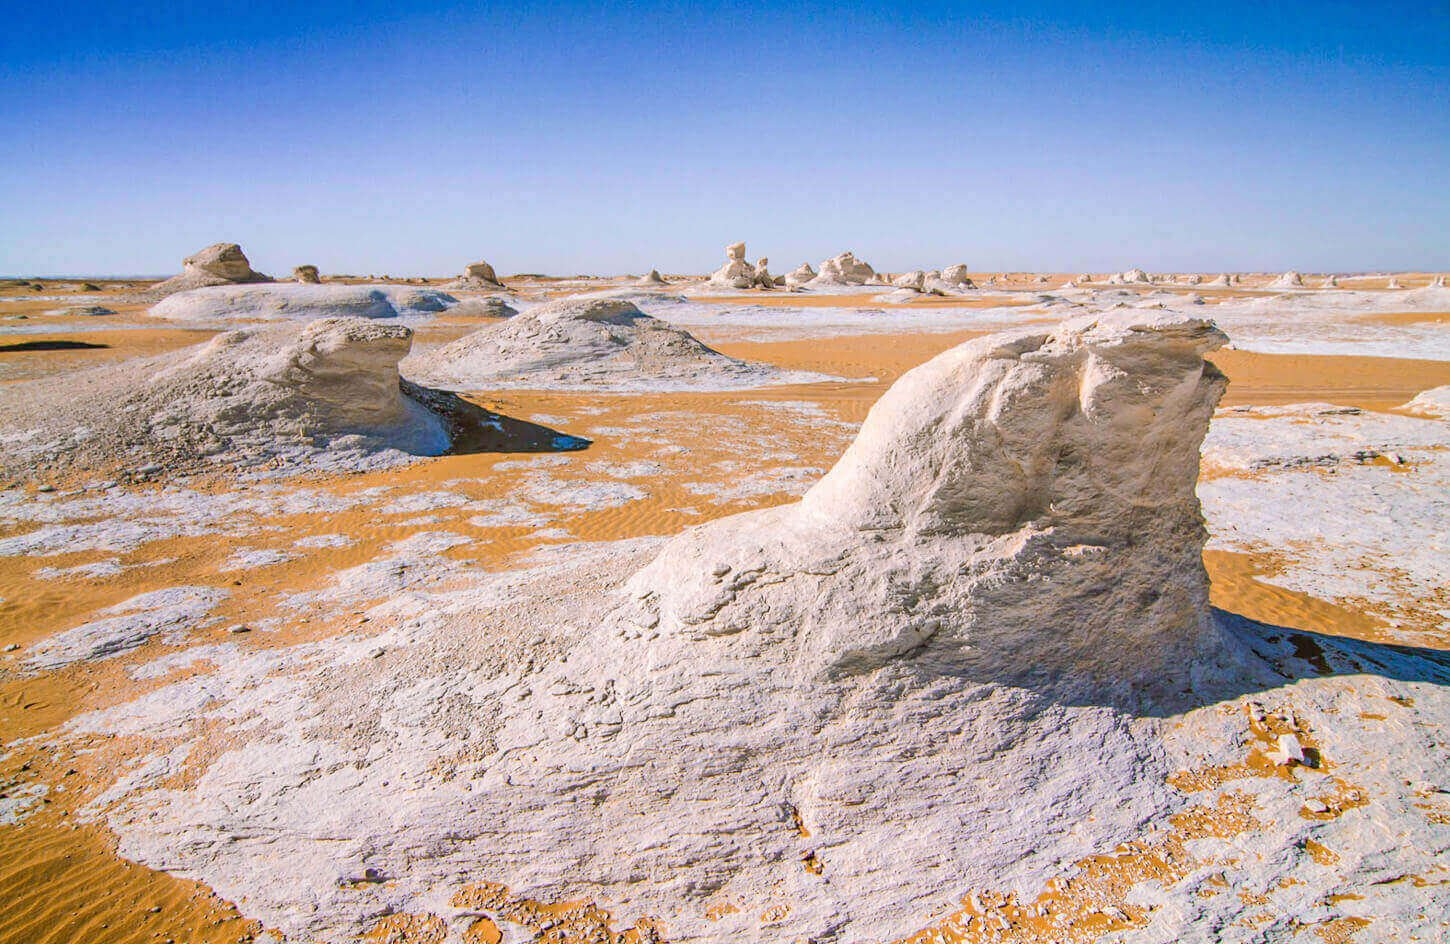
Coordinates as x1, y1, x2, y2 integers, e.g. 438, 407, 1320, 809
445, 260, 505, 291
1430, 275, 1447, 288
1185, 274, 1203, 285
1207, 274, 1232, 287
1269, 271, 1304, 289
752, 257, 776, 289
403, 295, 799, 391
892, 270, 927, 290
636, 269, 668, 287
146, 243, 272, 297
1387, 276, 1403, 289
809, 251, 876, 286
292, 265, 321, 284
1107, 268, 1150, 285
1321, 275, 1339, 288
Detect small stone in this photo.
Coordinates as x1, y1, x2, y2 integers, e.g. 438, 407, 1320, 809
228, 625, 251, 634
1270, 733, 1306, 767
368, 647, 385, 658
36, 484, 54, 493
2, 643, 18, 652
1305, 799, 1329, 813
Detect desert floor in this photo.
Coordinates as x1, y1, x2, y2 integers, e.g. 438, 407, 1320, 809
0, 274, 1446, 943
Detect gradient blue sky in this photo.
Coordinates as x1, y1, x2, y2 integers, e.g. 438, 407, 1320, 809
3, 1, 1447, 276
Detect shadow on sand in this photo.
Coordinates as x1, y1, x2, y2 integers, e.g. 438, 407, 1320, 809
0, 340, 109, 353
404, 380, 591, 456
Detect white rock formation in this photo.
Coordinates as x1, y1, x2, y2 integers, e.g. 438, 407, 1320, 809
783, 262, 817, 288
808, 251, 876, 286
636, 269, 668, 287
751, 257, 775, 289
446, 296, 518, 319
403, 295, 801, 391
702, 241, 758, 289
148, 284, 458, 322
1269, 270, 1305, 289
1185, 274, 1203, 285
1108, 268, 1151, 285
1404, 385, 1450, 417
0, 318, 452, 479
292, 265, 321, 284
1321, 274, 1339, 288
1387, 276, 1403, 289
892, 270, 927, 290
1430, 274, 1447, 288
445, 260, 505, 291
146, 242, 272, 297
939, 263, 972, 285
1207, 273, 1232, 287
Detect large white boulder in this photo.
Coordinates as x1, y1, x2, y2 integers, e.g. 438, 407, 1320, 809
146, 242, 272, 297
808, 250, 876, 286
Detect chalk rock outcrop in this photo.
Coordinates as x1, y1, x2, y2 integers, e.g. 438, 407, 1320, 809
0, 318, 451, 479
636, 269, 668, 286
148, 284, 458, 322
1185, 274, 1203, 285
784, 262, 817, 288
1322, 275, 1339, 288
445, 260, 505, 291
1269, 270, 1304, 288
939, 264, 975, 287
702, 241, 758, 289
1430, 275, 1447, 288
292, 265, 321, 284
447, 296, 518, 318
1207, 273, 1232, 287
403, 295, 794, 391
146, 242, 272, 297
1108, 268, 1150, 285
1387, 276, 1403, 289
892, 269, 927, 290
809, 251, 876, 286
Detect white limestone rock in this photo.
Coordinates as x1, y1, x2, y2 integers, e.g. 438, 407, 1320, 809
636, 269, 668, 287
809, 250, 876, 286
939, 264, 975, 287
292, 265, 321, 284
1108, 267, 1151, 285
146, 242, 272, 297
1269, 270, 1305, 289
0, 318, 450, 479
445, 260, 505, 291
148, 284, 458, 322
784, 262, 817, 288
403, 295, 796, 391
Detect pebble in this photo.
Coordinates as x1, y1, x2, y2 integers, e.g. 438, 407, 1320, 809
228, 625, 251, 634
368, 647, 385, 658
36, 484, 54, 493
2, 643, 18, 652
1305, 799, 1329, 813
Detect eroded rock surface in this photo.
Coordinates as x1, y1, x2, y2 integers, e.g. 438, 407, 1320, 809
146, 242, 272, 297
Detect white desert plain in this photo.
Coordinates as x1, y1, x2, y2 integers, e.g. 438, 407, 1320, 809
0, 239, 1446, 944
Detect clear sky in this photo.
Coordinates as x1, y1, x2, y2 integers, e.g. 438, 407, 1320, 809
2, 1, 1447, 276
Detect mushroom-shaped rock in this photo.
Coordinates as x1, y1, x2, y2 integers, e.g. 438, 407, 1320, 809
292, 265, 321, 284
403, 295, 791, 391
752, 257, 776, 290
703, 241, 759, 289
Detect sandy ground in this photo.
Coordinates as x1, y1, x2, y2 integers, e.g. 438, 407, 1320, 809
0, 276, 1446, 943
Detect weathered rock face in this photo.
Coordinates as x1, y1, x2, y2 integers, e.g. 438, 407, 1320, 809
623, 312, 1231, 691
1322, 274, 1339, 288
636, 269, 668, 286
1207, 273, 1232, 287
1270, 270, 1305, 288
893, 269, 927, 290
939, 263, 973, 286
403, 295, 792, 391
809, 250, 876, 286
146, 242, 272, 296
292, 265, 321, 284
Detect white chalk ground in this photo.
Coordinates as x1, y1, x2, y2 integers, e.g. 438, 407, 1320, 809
147, 283, 461, 323
1, 284, 1448, 943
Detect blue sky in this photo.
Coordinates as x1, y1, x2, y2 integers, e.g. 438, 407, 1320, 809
2, 1, 1447, 276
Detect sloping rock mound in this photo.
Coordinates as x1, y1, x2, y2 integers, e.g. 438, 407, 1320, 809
445, 260, 505, 291
1207, 273, 1232, 287
1404, 385, 1450, 418
1321, 274, 1339, 288
636, 269, 668, 286
0, 318, 450, 479
148, 284, 458, 322
146, 242, 272, 297
446, 296, 518, 319
809, 250, 876, 286
76, 314, 1265, 944
404, 296, 798, 391
1269, 270, 1304, 288
292, 265, 321, 284
783, 262, 817, 288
